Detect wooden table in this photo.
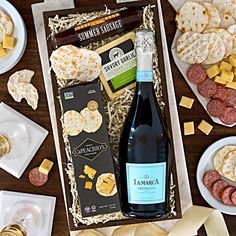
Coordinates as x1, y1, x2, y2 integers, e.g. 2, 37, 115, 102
0, 0, 235, 235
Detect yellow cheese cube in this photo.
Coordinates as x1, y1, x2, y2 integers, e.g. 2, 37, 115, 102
84, 165, 97, 179
0, 48, 7, 57
220, 61, 232, 71
226, 81, 236, 90
229, 55, 236, 67
3, 35, 15, 49
214, 76, 227, 85
184, 121, 195, 136
85, 181, 93, 190
198, 120, 213, 135
220, 70, 234, 82
206, 65, 220, 78
179, 96, 194, 109
38, 159, 54, 175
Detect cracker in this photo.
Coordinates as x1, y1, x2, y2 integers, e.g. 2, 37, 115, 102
64, 110, 86, 136
96, 173, 117, 197
50, 45, 101, 81
200, 2, 221, 29
227, 24, 236, 54
219, 13, 235, 28
176, 32, 209, 64
204, 28, 233, 57
222, 150, 236, 182
0, 10, 13, 43
212, 0, 236, 20
213, 145, 236, 175
202, 32, 225, 65
175, 2, 209, 33
81, 107, 102, 133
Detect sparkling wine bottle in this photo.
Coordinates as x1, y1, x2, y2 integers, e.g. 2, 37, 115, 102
119, 29, 171, 218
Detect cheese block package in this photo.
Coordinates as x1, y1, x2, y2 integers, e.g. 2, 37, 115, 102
60, 81, 120, 217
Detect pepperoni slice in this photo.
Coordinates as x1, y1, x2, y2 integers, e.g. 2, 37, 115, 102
219, 107, 236, 125
207, 99, 226, 118
221, 186, 235, 206
212, 86, 227, 101
203, 170, 221, 189
231, 190, 236, 206
197, 78, 217, 98
212, 180, 229, 201
29, 167, 48, 187
225, 89, 236, 107
187, 64, 207, 84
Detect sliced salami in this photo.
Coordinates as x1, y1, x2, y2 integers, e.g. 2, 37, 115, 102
212, 86, 228, 101
29, 167, 48, 187
207, 99, 226, 118
197, 78, 217, 98
219, 107, 236, 125
187, 64, 207, 84
231, 190, 236, 206
221, 186, 235, 206
203, 170, 221, 189
225, 89, 236, 107
212, 180, 229, 201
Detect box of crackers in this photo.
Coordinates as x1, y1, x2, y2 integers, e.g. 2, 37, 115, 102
60, 82, 120, 217
44, 0, 182, 233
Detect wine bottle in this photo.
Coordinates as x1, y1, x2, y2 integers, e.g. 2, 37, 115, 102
119, 29, 171, 218
51, 8, 143, 49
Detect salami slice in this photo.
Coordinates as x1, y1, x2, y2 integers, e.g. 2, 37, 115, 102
187, 64, 207, 84
230, 189, 236, 206
212, 86, 228, 101
29, 167, 48, 186
212, 180, 229, 201
203, 170, 221, 189
197, 78, 217, 98
207, 99, 226, 118
225, 89, 236, 107
221, 186, 235, 206
219, 107, 236, 125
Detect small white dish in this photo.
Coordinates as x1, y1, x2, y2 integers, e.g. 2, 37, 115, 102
0, 190, 56, 236
0, 0, 27, 74
196, 136, 236, 215
0, 103, 48, 178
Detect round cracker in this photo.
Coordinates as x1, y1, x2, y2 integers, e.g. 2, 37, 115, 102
0, 10, 13, 43
176, 32, 209, 64
96, 173, 117, 197
212, 0, 236, 20
222, 150, 236, 182
213, 145, 236, 175
202, 32, 225, 65
63, 110, 86, 136
200, 2, 221, 29
227, 24, 236, 54
81, 107, 102, 133
175, 2, 209, 33
204, 28, 233, 57
50, 45, 101, 81
219, 13, 235, 28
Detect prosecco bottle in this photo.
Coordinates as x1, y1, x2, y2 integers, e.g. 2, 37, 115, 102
119, 29, 171, 218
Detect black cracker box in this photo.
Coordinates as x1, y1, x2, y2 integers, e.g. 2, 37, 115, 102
60, 80, 121, 217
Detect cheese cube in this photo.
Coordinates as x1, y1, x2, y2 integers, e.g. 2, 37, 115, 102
214, 76, 227, 85
179, 96, 194, 109
184, 121, 195, 136
198, 120, 213, 135
3, 35, 15, 49
206, 65, 220, 78
220, 61, 232, 71
0, 48, 7, 57
220, 70, 234, 82
38, 159, 54, 175
84, 165, 97, 179
229, 55, 236, 67
226, 81, 236, 90
85, 181, 93, 190
79, 174, 86, 179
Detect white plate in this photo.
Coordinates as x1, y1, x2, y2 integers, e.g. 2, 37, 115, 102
196, 136, 236, 215
0, 0, 27, 74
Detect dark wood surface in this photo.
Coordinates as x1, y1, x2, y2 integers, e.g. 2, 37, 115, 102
0, 0, 235, 236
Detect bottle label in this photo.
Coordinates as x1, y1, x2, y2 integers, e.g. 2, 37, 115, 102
126, 162, 166, 204
136, 71, 153, 82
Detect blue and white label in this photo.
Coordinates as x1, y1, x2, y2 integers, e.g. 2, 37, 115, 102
126, 162, 166, 204
136, 70, 153, 82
